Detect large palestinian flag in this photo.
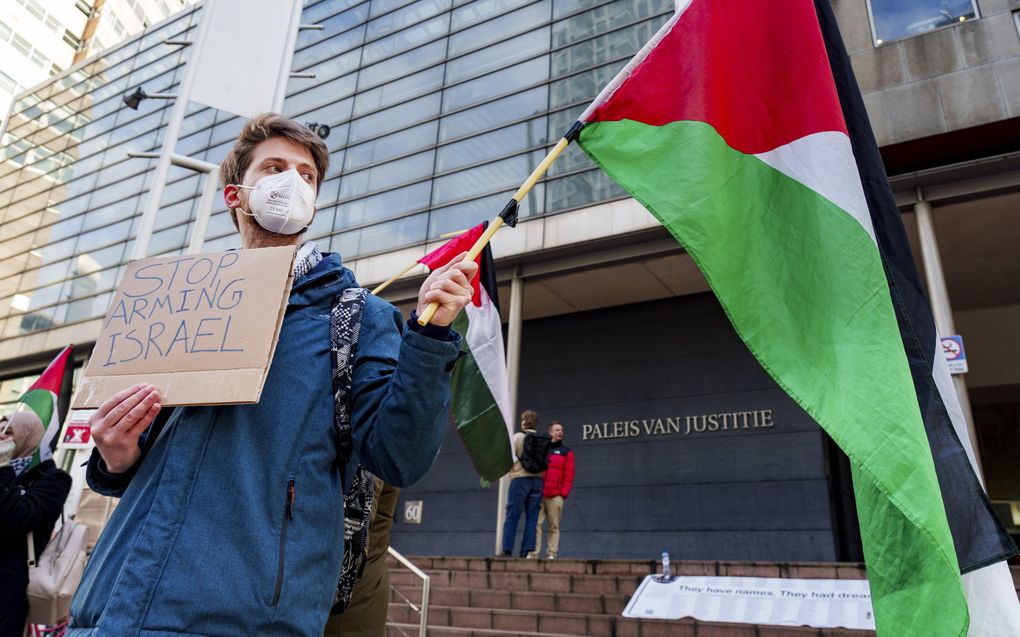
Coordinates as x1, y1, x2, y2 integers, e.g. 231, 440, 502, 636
574, 1, 1017, 634
14, 345, 73, 469
420, 224, 514, 482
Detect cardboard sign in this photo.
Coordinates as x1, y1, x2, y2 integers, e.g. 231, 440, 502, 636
72, 246, 295, 408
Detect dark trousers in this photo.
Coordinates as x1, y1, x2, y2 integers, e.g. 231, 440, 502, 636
501, 477, 543, 555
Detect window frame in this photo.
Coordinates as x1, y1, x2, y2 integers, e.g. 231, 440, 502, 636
865, 0, 981, 47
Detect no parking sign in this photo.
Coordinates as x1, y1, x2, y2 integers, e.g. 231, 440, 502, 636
940, 335, 968, 374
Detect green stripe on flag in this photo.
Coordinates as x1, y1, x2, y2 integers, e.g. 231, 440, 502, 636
20, 388, 58, 467
19, 389, 55, 425
450, 312, 513, 482
579, 118, 966, 635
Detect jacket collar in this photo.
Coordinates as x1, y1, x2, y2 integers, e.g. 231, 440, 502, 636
288, 252, 357, 308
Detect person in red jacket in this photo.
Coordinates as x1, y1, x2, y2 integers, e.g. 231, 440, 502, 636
532, 421, 575, 559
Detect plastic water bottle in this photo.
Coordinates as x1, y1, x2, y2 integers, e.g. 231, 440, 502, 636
660, 550, 671, 580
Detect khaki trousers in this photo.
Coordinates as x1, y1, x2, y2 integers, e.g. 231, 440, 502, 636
533, 495, 564, 558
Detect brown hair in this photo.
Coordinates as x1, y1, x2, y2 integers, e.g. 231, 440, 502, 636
547, 420, 563, 432
520, 410, 538, 430
220, 113, 329, 226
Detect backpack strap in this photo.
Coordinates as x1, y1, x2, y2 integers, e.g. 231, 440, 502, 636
330, 287, 366, 465
328, 287, 377, 614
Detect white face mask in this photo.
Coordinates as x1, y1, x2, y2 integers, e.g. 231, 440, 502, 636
235, 168, 316, 235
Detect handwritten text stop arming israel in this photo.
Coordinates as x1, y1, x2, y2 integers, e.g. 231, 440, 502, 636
101, 253, 246, 366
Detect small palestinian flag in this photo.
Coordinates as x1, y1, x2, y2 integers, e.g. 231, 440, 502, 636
420, 224, 513, 482
574, 1, 1016, 634
15, 345, 73, 469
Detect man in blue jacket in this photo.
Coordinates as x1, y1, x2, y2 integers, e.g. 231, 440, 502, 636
68, 114, 477, 636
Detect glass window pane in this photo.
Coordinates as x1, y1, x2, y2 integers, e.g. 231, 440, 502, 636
449, 1, 550, 56
204, 210, 237, 240
339, 150, 435, 199
546, 168, 624, 211
436, 119, 546, 172
427, 185, 543, 238
75, 217, 135, 254
443, 56, 548, 112
64, 287, 115, 324
287, 98, 354, 140
867, 0, 977, 45
432, 151, 541, 205
452, 0, 535, 30
356, 212, 428, 255
303, 0, 366, 25
353, 67, 444, 117
349, 93, 441, 144
161, 173, 200, 205
338, 181, 431, 229
285, 73, 359, 118
306, 204, 337, 240
370, 0, 416, 18
345, 121, 438, 171
20, 259, 73, 292
154, 198, 197, 231
82, 196, 140, 233
293, 26, 367, 72
446, 26, 549, 84
358, 40, 446, 91
87, 172, 147, 209
366, 0, 451, 40
439, 86, 547, 142
297, 3, 369, 50
363, 14, 448, 65
147, 223, 189, 257
548, 139, 595, 175
549, 60, 618, 109
551, 16, 662, 78
552, 0, 670, 47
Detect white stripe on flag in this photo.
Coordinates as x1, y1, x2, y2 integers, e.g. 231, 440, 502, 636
930, 335, 1020, 635
463, 286, 513, 444
753, 131, 876, 245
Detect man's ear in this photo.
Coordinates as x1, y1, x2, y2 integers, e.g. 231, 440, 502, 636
223, 184, 242, 209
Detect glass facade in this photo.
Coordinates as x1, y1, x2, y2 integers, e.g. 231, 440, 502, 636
0, 0, 673, 355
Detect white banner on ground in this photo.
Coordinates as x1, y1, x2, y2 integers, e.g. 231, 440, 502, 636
623, 575, 875, 631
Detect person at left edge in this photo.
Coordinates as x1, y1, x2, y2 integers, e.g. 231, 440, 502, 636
68, 113, 478, 637
0, 412, 73, 637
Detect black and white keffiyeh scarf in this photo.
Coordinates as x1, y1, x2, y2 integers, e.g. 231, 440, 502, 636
292, 241, 323, 279
11, 456, 32, 476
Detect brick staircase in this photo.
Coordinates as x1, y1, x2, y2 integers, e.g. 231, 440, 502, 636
385, 556, 902, 637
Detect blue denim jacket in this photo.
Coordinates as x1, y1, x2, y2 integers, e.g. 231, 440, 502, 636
69, 253, 459, 636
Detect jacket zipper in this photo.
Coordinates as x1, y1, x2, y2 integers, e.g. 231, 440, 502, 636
271, 478, 295, 607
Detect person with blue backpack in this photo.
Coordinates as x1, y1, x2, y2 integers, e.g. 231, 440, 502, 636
501, 409, 551, 558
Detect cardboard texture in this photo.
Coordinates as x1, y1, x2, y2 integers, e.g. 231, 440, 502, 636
72, 246, 295, 408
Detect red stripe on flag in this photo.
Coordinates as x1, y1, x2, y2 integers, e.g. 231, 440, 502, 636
29, 345, 72, 394
418, 223, 486, 306
587, 0, 847, 154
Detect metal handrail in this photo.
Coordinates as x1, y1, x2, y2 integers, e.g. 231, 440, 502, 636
387, 546, 430, 637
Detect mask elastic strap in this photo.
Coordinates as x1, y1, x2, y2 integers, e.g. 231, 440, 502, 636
231, 184, 255, 218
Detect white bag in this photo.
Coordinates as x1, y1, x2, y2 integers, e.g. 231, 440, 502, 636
25, 517, 88, 626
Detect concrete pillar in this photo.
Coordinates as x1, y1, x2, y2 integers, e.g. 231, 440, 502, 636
914, 188, 984, 480
495, 271, 524, 554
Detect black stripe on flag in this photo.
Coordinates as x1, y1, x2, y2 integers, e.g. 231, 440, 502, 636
478, 221, 500, 313
814, 0, 1017, 572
